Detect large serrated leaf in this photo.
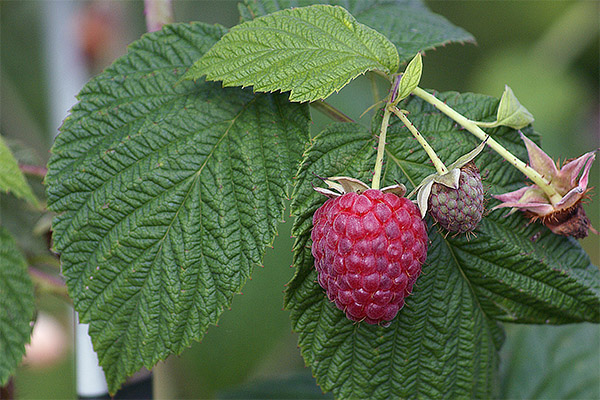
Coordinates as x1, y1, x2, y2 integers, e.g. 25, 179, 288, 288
239, 0, 475, 63
0, 227, 35, 385
0, 135, 39, 207
286, 92, 600, 398
45, 22, 310, 394
185, 5, 399, 102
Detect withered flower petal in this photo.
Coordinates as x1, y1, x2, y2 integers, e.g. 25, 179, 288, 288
493, 133, 597, 238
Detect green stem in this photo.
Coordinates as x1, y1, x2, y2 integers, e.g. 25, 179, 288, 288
19, 164, 47, 178
310, 100, 355, 123
372, 105, 392, 190
473, 121, 499, 129
412, 87, 563, 205
390, 106, 448, 175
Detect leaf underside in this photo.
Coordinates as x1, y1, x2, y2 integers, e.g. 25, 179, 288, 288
286, 91, 600, 398
185, 4, 399, 102
0, 227, 35, 385
239, 0, 475, 63
45, 22, 310, 393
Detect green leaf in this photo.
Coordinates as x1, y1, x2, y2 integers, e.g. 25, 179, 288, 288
0, 227, 35, 385
45, 22, 310, 394
286, 91, 600, 398
495, 85, 535, 129
393, 52, 422, 104
0, 135, 39, 207
184, 5, 399, 102
239, 0, 475, 63
500, 324, 600, 399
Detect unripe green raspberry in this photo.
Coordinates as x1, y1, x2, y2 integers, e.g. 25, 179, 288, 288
428, 162, 484, 233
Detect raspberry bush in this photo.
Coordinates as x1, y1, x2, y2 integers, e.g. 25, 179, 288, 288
2, 0, 598, 398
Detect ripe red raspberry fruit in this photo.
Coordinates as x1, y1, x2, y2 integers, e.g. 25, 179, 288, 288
311, 187, 428, 326
428, 162, 484, 233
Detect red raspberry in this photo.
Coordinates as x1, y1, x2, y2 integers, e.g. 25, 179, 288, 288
311, 189, 428, 325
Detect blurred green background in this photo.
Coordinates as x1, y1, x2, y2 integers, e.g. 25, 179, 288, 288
1, 1, 597, 399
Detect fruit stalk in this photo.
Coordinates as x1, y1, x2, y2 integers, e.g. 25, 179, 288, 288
390, 106, 448, 175
372, 105, 392, 190
412, 87, 563, 206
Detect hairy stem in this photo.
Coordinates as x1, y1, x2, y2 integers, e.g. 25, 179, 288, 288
310, 100, 355, 123
20, 164, 47, 178
473, 121, 500, 128
390, 106, 448, 175
412, 87, 563, 205
372, 105, 392, 190
29, 266, 70, 302
29, 254, 61, 269
144, 0, 173, 32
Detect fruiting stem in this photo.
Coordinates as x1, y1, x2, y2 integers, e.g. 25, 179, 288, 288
412, 87, 563, 205
372, 105, 392, 190
310, 100, 355, 123
390, 106, 448, 175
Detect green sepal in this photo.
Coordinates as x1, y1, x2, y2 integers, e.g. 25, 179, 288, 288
392, 53, 423, 105
475, 85, 534, 130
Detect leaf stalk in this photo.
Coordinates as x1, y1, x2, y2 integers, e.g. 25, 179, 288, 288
372, 105, 392, 190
